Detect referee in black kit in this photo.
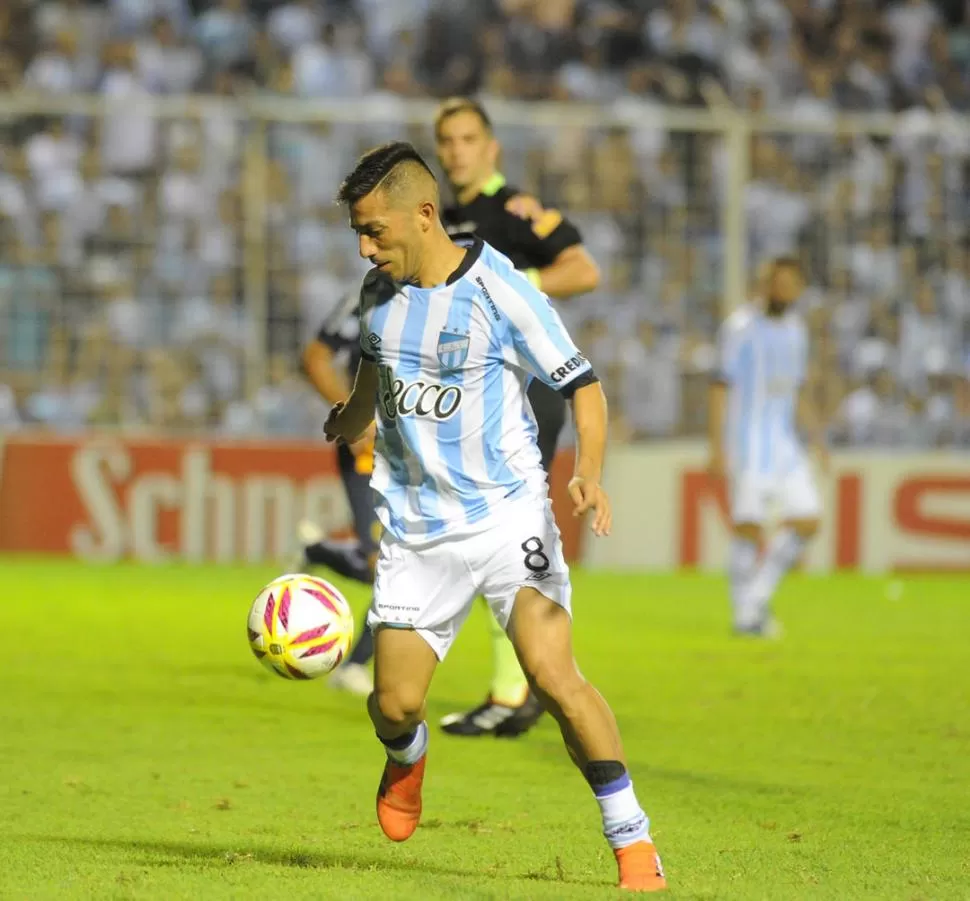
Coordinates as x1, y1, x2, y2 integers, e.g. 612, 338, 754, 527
434, 97, 600, 738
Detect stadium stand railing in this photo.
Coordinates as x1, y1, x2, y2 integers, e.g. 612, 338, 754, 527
1, 95, 968, 447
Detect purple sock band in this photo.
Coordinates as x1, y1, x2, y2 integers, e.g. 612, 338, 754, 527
594, 772, 631, 798
379, 729, 416, 751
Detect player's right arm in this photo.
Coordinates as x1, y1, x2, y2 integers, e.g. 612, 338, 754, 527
306, 299, 376, 452
495, 272, 609, 534
323, 273, 389, 445
323, 358, 379, 445
708, 381, 728, 479
709, 314, 743, 478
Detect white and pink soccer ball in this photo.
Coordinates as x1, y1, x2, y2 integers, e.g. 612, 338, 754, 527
247, 574, 354, 680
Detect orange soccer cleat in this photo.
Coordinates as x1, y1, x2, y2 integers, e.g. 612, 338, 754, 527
615, 841, 667, 892
376, 754, 426, 842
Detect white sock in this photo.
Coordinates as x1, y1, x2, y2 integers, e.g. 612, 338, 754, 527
729, 536, 760, 630
381, 721, 428, 766
747, 528, 806, 618
592, 771, 652, 849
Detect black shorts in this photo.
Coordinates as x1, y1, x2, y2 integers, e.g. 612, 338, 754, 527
337, 443, 381, 557
527, 379, 566, 473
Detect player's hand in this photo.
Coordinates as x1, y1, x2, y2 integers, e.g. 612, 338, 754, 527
349, 420, 377, 457
505, 193, 545, 221
707, 449, 727, 480
568, 476, 611, 537
324, 402, 371, 446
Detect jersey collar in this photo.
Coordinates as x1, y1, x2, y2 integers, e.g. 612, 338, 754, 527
446, 235, 483, 285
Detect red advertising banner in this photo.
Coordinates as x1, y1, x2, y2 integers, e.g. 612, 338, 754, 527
587, 443, 970, 573
0, 435, 582, 563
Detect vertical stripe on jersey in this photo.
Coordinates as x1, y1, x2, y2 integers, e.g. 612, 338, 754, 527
368, 297, 409, 538
484, 247, 584, 387
481, 311, 524, 497
735, 339, 754, 471
757, 323, 774, 475
395, 290, 445, 536
436, 280, 484, 525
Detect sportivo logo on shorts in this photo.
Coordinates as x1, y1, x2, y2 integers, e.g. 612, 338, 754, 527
378, 366, 462, 424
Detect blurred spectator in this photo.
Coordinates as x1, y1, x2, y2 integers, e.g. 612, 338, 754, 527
0, 0, 967, 444
266, 0, 321, 54
23, 31, 86, 93
137, 16, 203, 93
193, 0, 256, 68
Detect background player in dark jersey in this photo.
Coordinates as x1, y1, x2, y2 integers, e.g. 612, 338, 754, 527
434, 97, 601, 738
293, 291, 380, 696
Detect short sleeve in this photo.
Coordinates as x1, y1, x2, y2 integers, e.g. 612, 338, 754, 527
357, 268, 397, 362
358, 316, 378, 363
315, 293, 358, 353
507, 208, 584, 267
497, 273, 595, 394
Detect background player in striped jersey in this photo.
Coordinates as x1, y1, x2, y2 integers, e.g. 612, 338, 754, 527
708, 257, 827, 636
434, 97, 601, 738
295, 292, 380, 695
324, 142, 666, 892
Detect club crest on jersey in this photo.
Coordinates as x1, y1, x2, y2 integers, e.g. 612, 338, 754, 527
437, 331, 470, 370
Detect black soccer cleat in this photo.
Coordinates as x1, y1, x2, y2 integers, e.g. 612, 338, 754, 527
439, 691, 545, 738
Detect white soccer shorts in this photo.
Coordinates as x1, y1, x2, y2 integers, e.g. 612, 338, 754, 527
730, 460, 822, 525
367, 496, 572, 660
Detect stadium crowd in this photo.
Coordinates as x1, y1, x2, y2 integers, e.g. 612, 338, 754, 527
1, 0, 970, 445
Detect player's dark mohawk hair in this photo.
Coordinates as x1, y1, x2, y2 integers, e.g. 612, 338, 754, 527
336, 141, 436, 206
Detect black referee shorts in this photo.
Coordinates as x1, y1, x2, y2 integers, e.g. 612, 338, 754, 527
337, 443, 381, 558
526, 379, 567, 474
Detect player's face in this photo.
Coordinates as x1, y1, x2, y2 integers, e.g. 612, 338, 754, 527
435, 111, 499, 191
766, 266, 804, 311
350, 189, 426, 283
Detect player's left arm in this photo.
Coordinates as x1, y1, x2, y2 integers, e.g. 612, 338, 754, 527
795, 324, 829, 472
569, 381, 611, 537
506, 197, 600, 299
498, 275, 610, 534
798, 385, 829, 473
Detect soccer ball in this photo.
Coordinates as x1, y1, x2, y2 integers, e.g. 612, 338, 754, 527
247, 573, 354, 680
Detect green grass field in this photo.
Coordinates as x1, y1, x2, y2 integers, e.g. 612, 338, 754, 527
2, 559, 968, 900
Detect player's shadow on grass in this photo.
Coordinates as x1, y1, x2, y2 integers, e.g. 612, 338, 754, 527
29, 835, 604, 886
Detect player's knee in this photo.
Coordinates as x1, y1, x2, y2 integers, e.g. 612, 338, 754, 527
527, 655, 585, 719
788, 518, 819, 540
372, 686, 425, 729
733, 521, 763, 543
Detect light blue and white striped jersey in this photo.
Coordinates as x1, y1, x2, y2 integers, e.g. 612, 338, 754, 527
357, 236, 593, 545
716, 304, 808, 476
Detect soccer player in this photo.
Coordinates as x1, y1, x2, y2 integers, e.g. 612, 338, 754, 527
434, 96, 601, 738
324, 142, 666, 893
294, 293, 380, 695
708, 256, 825, 636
